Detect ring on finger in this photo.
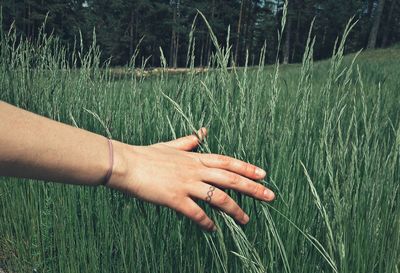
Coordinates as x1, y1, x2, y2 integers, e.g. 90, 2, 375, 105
205, 185, 216, 203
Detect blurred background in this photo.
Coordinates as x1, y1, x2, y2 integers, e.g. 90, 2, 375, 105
1, 0, 399, 67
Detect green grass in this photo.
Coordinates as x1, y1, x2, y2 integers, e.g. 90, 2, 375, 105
0, 22, 399, 273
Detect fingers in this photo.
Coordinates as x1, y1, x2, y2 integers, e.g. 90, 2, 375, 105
174, 197, 216, 231
194, 153, 266, 180
162, 127, 207, 151
200, 168, 275, 201
188, 182, 250, 225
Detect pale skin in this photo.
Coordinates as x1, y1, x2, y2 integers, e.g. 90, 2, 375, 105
0, 101, 275, 231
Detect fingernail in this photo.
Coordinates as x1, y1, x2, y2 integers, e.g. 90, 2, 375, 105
212, 225, 217, 232
192, 130, 204, 142
263, 189, 275, 201
243, 213, 250, 224
255, 168, 266, 177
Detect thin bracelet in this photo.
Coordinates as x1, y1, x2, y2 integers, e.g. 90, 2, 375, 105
103, 138, 114, 185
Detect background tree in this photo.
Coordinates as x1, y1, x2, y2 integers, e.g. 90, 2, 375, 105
367, 0, 386, 49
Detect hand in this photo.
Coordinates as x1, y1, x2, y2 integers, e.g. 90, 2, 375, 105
108, 128, 275, 231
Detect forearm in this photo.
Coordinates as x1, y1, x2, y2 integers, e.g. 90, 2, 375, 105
0, 101, 276, 231
0, 101, 119, 186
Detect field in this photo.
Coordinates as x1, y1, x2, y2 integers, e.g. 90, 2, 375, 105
0, 24, 399, 273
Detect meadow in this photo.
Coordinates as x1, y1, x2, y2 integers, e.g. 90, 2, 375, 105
0, 20, 399, 273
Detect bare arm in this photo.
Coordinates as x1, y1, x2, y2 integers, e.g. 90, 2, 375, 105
0, 101, 275, 231
0, 101, 115, 185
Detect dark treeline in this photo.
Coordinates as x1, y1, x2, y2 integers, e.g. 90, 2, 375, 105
1, 0, 399, 67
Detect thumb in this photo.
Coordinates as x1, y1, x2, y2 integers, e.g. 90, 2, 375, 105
162, 127, 207, 151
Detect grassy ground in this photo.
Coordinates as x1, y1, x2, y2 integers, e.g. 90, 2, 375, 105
0, 24, 399, 273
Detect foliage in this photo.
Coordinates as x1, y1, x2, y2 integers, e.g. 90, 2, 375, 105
1, 0, 400, 66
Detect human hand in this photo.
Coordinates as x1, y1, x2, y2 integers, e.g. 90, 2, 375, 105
108, 128, 275, 231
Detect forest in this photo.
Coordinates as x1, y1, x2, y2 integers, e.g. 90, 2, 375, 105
1, 0, 399, 67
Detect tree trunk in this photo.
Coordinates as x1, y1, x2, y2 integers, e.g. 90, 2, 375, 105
283, 0, 292, 64
169, 1, 178, 67
242, 0, 251, 52
174, 32, 179, 68
27, 2, 31, 38
129, 10, 134, 57
367, 0, 374, 17
170, 0, 180, 68
235, 0, 246, 65
206, 0, 216, 66
291, 8, 301, 61
381, 0, 396, 47
205, 32, 211, 65
200, 36, 205, 67
367, 0, 386, 49
247, 2, 257, 65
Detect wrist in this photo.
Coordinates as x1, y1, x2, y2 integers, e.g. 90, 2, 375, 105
103, 140, 130, 190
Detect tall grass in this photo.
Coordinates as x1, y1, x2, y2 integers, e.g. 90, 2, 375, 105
0, 15, 399, 273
